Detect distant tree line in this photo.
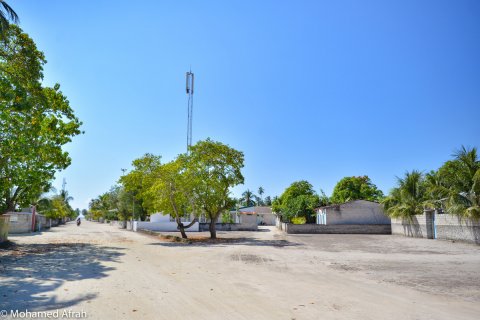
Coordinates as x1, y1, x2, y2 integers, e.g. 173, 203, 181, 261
273, 145, 479, 223
273, 176, 383, 223
236, 187, 272, 207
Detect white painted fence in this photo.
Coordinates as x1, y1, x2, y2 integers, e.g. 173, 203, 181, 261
133, 213, 199, 232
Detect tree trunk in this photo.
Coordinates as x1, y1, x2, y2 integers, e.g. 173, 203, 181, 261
178, 224, 188, 239
209, 218, 216, 239
170, 192, 188, 239
177, 218, 198, 239
175, 219, 188, 239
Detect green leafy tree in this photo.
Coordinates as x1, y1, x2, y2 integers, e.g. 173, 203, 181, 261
0, 1, 18, 37
319, 189, 331, 207
88, 199, 103, 220
330, 176, 384, 204
149, 155, 198, 238
89, 188, 120, 221
115, 186, 131, 221
113, 186, 144, 222
221, 212, 234, 223
0, 25, 82, 214
96, 185, 141, 222
382, 170, 429, 218
43, 195, 70, 220
82, 209, 91, 220
273, 180, 320, 223
120, 153, 162, 215
188, 139, 244, 239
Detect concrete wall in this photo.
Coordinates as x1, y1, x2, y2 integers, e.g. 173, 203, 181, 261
318, 200, 391, 225
109, 220, 126, 228
198, 222, 257, 231
150, 212, 196, 223
134, 220, 199, 232
392, 211, 480, 244
199, 214, 258, 231
391, 213, 431, 238
0, 215, 9, 242
276, 220, 287, 232
257, 213, 276, 226
35, 214, 48, 231
108, 220, 134, 230
435, 214, 480, 243
276, 216, 283, 229
5, 212, 53, 233
279, 222, 391, 234
49, 218, 60, 227
6, 212, 32, 233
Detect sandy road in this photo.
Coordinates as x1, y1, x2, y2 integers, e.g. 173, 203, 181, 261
1, 221, 479, 320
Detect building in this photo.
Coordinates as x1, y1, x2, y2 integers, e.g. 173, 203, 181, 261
232, 206, 276, 226
316, 200, 390, 225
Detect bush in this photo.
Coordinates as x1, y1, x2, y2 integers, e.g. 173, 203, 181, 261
221, 212, 234, 224
291, 216, 306, 224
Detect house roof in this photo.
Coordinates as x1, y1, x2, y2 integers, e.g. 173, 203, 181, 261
315, 199, 380, 211
231, 206, 272, 214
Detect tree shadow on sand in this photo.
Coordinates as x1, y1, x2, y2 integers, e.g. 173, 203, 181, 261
0, 242, 124, 311
148, 237, 303, 248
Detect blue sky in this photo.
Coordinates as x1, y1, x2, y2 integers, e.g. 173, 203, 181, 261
11, 0, 480, 210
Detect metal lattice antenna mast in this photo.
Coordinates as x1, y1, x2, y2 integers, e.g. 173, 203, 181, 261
186, 70, 194, 151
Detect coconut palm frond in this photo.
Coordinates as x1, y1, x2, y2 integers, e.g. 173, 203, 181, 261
0, 1, 18, 22
383, 170, 429, 218
465, 206, 480, 219
472, 169, 480, 196
0, 1, 18, 38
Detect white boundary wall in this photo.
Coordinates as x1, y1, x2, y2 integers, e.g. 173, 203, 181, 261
133, 220, 199, 232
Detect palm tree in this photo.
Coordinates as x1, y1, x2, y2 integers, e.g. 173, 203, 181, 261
59, 188, 74, 206
256, 186, 265, 205
382, 170, 429, 218
0, 1, 19, 36
439, 146, 480, 218
241, 189, 256, 207
264, 196, 272, 206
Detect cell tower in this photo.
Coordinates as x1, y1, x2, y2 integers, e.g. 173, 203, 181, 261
186, 70, 194, 151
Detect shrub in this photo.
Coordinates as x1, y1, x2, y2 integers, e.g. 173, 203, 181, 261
291, 216, 306, 224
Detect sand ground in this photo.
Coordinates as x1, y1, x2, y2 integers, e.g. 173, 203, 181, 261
1, 220, 479, 320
